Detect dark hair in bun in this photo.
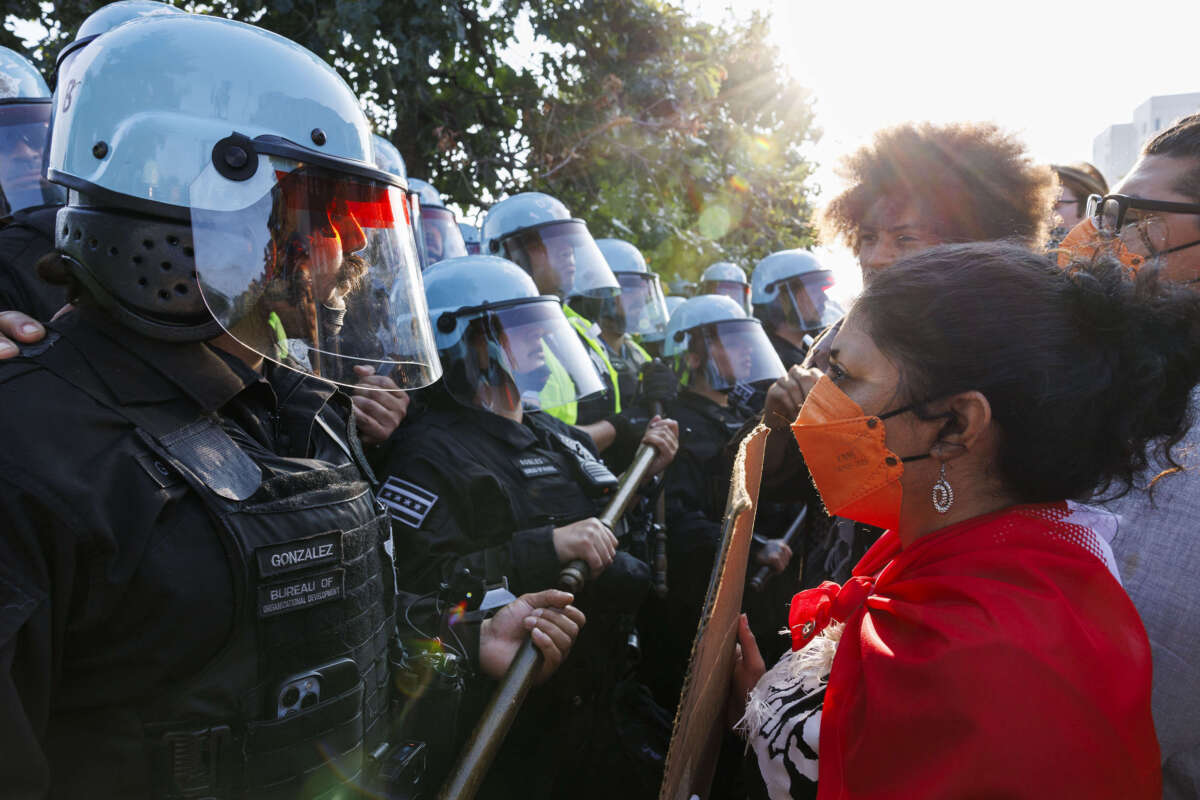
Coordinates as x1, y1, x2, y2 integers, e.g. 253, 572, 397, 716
854, 241, 1200, 501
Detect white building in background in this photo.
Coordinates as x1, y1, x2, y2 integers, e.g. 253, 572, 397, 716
1094, 93, 1200, 184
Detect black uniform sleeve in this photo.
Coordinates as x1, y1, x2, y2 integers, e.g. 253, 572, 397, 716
0, 471, 84, 799
381, 454, 563, 597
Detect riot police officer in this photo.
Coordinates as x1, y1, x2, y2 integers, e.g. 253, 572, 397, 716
408, 176, 469, 268
697, 260, 751, 313
0, 45, 68, 320
750, 248, 843, 371
481, 191, 623, 426
0, 13, 581, 798
459, 220, 481, 255
374, 254, 679, 798
582, 237, 670, 399
639, 295, 784, 709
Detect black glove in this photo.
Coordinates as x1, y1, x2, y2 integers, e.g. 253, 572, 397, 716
638, 359, 678, 405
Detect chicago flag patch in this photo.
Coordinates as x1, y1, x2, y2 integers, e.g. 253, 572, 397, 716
378, 476, 438, 528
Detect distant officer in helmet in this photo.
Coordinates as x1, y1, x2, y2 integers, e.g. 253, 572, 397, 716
750, 248, 843, 369
0, 12, 582, 799
0, 45, 68, 320
574, 237, 672, 401
697, 260, 751, 313
638, 294, 784, 709
731, 248, 843, 413
374, 254, 678, 797
667, 276, 696, 298
408, 176, 468, 268
481, 192, 666, 464
459, 220, 481, 254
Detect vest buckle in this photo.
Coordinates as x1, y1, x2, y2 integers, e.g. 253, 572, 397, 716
162, 724, 232, 799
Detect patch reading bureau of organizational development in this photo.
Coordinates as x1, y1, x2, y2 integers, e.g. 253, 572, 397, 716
257, 568, 344, 618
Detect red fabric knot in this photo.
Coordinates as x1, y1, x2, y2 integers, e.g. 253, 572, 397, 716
788, 581, 838, 651
787, 576, 876, 651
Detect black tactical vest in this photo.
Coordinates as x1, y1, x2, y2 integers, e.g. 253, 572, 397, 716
32, 326, 397, 800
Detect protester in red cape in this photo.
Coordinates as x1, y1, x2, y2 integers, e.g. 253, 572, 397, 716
729, 241, 1183, 799
1060, 113, 1200, 799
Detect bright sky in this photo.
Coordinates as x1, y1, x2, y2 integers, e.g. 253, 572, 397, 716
687, 0, 1200, 302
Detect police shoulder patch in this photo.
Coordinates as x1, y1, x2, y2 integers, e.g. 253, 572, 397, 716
378, 476, 439, 528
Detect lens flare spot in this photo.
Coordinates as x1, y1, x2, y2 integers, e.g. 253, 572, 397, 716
728, 175, 750, 194
698, 204, 734, 240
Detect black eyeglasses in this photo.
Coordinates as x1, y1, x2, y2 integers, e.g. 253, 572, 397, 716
1086, 193, 1200, 234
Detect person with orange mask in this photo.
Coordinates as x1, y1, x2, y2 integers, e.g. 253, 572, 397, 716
729, 241, 1179, 799
1059, 113, 1200, 797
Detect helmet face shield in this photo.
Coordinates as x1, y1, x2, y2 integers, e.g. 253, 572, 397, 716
500, 220, 618, 299
191, 155, 440, 390
0, 103, 66, 217
440, 297, 604, 414
775, 272, 843, 332
609, 271, 669, 339
688, 319, 784, 391
699, 279, 750, 312
420, 206, 469, 265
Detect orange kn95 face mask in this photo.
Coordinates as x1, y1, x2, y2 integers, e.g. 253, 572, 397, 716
791, 375, 938, 531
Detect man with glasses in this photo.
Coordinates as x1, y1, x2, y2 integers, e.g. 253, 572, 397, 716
1072, 112, 1200, 799
1082, 114, 1200, 281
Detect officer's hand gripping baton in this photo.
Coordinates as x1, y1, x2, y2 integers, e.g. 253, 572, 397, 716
437, 438, 662, 800
748, 504, 808, 593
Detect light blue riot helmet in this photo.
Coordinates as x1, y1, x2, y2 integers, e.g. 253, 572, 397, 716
424, 255, 603, 414
668, 276, 696, 298
372, 133, 407, 181
0, 45, 49, 98
751, 249, 843, 335
663, 294, 784, 391
371, 132, 429, 272
698, 260, 751, 313
459, 221, 481, 255
45, 13, 439, 390
55, 1, 185, 83
591, 237, 669, 342
481, 191, 618, 300
408, 176, 467, 267
0, 45, 66, 218
664, 295, 685, 317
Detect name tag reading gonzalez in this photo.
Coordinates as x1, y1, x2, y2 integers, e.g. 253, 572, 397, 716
258, 568, 345, 618
256, 530, 344, 577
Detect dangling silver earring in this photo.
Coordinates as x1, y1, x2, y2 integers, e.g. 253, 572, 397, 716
931, 463, 954, 514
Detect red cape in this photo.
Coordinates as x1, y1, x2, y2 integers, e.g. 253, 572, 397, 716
816, 503, 1160, 799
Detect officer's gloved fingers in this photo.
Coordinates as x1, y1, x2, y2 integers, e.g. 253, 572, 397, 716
0, 310, 46, 359
638, 360, 678, 404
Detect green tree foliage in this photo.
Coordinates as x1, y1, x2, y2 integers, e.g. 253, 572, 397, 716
3, 0, 817, 280
521, 1, 818, 281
